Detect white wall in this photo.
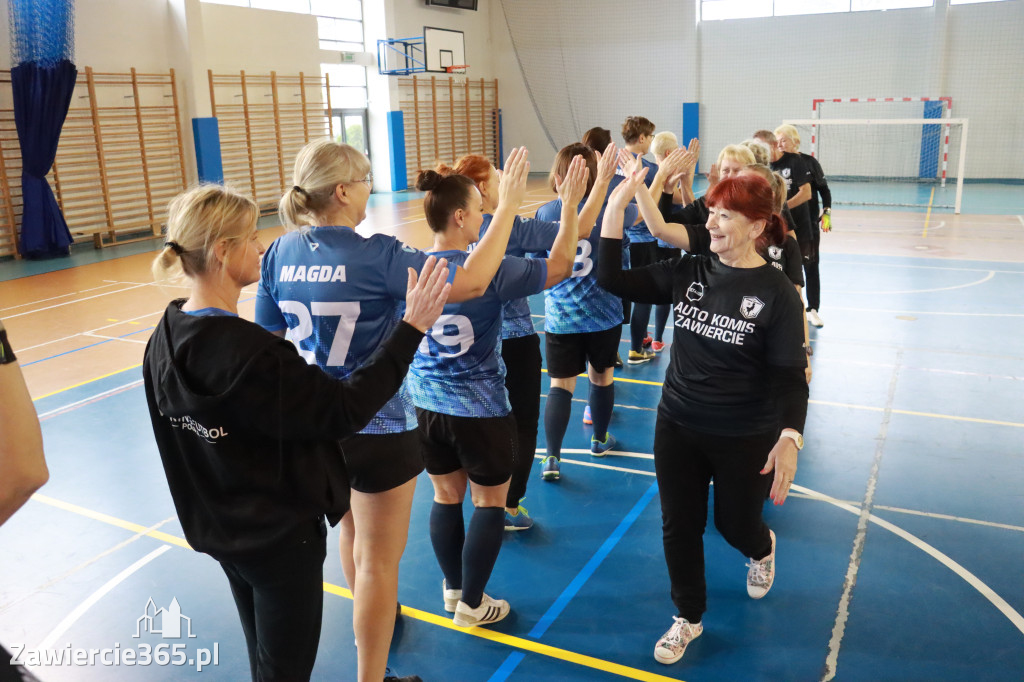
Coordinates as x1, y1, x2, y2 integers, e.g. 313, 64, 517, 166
493, 0, 1024, 180
199, 4, 320, 75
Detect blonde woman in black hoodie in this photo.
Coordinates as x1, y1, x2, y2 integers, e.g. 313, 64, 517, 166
143, 184, 450, 682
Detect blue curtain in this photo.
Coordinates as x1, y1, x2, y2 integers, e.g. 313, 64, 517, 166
11, 59, 77, 258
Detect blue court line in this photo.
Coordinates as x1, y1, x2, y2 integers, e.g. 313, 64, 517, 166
21, 326, 154, 367
20, 296, 257, 368
488, 481, 661, 681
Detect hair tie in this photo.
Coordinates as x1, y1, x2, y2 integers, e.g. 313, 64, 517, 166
164, 241, 184, 255
293, 185, 309, 197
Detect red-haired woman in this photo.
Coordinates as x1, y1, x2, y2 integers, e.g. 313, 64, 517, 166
598, 166, 808, 665
451, 148, 613, 528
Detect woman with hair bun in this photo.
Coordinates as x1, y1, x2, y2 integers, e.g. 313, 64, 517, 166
599, 165, 808, 665
410, 157, 587, 628
451, 145, 614, 530
145, 183, 451, 682
256, 141, 530, 682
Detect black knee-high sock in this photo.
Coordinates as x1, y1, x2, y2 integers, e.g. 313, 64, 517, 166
588, 382, 615, 442
630, 303, 652, 351
544, 387, 573, 460
654, 304, 671, 343
429, 501, 465, 590
461, 506, 505, 608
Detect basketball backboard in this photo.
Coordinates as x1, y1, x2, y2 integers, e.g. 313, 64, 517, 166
423, 27, 466, 73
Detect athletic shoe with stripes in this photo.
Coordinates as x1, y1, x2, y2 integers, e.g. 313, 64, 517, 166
541, 455, 560, 481
582, 405, 593, 425
442, 579, 461, 613
627, 349, 655, 365
746, 529, 776, 599
642, 335, 653, 348
654, 616, 703, 664
651, 340, 666, 352
590, 432, 616, 457
453, 593, 510, 627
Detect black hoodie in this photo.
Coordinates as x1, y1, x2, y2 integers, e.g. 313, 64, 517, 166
143, 300, 423, 560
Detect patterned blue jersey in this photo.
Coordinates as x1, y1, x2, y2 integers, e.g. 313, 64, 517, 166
608, 153, 658, 244
534, 199, 636, 335
408, 250, 547, 417
476, 214, 558, 340
255, 227, 452, 434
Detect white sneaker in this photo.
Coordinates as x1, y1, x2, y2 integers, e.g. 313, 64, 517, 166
807, 309, 824, 328
746, 529, 776, 599
442, 579, 461, 613
653, 616, 703, 664
452, 593, 510, 627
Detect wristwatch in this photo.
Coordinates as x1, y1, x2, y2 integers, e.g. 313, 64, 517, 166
0, 318, 16, 365
780, 429, 804, 450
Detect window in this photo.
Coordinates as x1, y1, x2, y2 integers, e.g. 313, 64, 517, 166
950, 0, 1015, 4
700, 0, 936, 20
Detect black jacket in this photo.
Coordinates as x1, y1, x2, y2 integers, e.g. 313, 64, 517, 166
143, 301, 422, 560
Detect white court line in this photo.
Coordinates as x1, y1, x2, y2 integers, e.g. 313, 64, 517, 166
34, 545, 171, 653
0, 516, 178, 614
550, 447, 653, 460
829, 271, 994, 295
0, 283, 126, 313
534, 448, 1024, 653
826, 260, 1024, 275
799, 485, 1024, 641
814, 358, 1024, 382
82, 332, 150, 345
830, 306, 1024, 318
16, 309, 164, 353
37, 381, 142, 419
2, 283, 151, 320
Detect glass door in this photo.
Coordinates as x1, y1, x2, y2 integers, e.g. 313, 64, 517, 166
332, 108, 369, 158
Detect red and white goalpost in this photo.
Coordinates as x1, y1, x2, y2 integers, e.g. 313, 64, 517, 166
810, 97, 954, 187
787, 96, 968, 213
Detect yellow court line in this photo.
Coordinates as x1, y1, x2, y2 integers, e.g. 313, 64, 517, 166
922, 186, 935, 238
30, 493, 682, 682
30, 493, 192, 550
32, 363, 143, 402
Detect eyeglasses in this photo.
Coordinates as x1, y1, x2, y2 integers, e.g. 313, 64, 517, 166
359, 171, 373, 187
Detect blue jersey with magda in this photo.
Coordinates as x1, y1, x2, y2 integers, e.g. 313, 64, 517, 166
534, 199, 636, 335
608, 153, 658, 244
408, 250, 546, 418
256, 226, 449, 434
476, 214, 558, 340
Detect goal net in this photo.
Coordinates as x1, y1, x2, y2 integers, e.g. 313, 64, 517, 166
786, 117, 968, 214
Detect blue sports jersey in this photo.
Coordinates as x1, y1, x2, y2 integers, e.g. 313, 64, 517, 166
408, 250, 546, 418
476, 214, 558, 340
608, 152, 658, 244
656, 200, 683, 249
534, 199, 636, 335
255, 226, 453, 434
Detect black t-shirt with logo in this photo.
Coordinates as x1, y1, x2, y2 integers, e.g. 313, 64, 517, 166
597, 238, 806, 436
684, 224, 803, 288
771, 152, 813, 243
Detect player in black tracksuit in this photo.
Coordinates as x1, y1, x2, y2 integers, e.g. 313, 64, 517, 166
143, 184, 448, 682
598, 170, 808, 665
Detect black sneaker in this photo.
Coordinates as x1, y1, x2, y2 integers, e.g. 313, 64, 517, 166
384, 667, 422, 682
613, 352, 623, 368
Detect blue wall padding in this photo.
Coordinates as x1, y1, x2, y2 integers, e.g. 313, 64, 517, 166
387, 110, 407, 191
683, 102, 699, 173
919, 100, 943, 179
192, 117, 223, 184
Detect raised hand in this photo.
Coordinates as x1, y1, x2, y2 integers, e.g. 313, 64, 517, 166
497, 146, 530, 214
616, 147, 635, 173
556, 154, 589, 208
607, 163, 647, 210
596, 142, 618, 184
403, 256, 452, 332
708, 162, 720, 187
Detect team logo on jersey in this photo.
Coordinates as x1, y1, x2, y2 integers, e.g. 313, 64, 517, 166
780, 168, 791, 179
740, 296, 765, 319
686, 281, 705, 303
401, 242, 419, 254
768, 245, 782, 260
310, 242, 319, 251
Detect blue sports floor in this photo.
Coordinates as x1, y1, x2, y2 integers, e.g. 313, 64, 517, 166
1, 184, 1022, 681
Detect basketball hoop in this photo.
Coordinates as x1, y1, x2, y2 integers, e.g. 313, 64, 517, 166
445, 64, 469, 85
